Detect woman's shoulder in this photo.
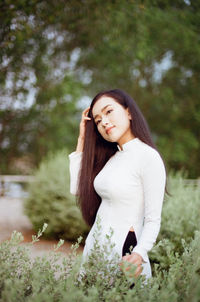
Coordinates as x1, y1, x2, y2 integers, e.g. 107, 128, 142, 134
68, 151, 82, 160
138, 139, 160, 155
134, 139, 164, 167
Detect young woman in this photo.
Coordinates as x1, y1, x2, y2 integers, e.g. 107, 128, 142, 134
69, 89, 166, 281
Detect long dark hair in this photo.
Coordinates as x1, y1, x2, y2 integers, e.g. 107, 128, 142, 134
77, 89, 164, 226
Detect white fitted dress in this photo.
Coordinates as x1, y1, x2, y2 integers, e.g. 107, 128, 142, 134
68, 138, 166, 279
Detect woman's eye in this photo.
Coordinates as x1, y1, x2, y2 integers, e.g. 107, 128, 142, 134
106, 109, 113, 114
96, 120, 101, 125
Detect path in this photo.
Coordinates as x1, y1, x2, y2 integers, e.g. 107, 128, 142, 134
0, 197, 83, 258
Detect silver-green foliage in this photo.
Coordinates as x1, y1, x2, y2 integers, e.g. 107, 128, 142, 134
24, 149, 89, 240
0, 222, 200, 302
150, 172, 200, 270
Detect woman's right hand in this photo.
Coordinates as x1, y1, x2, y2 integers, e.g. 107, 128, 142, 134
79, 107, 91, 139
76, 107, 91, 152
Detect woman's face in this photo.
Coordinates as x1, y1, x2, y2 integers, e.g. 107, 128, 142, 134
92, 96, 134, 148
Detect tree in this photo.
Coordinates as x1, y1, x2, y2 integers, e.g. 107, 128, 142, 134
0, 0, 83, 173
0, 0, 200, 177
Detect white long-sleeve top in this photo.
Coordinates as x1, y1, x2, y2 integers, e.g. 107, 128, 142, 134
69, 138, 166, 279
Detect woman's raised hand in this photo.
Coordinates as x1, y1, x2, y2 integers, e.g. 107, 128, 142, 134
76, 107, 91, 152
79, 107, 91, 139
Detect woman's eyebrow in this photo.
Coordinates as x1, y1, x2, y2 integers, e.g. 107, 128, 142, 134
94, 104, 112, 120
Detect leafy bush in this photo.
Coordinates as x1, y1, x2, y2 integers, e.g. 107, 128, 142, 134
150, 172, 200, 271
24, 149, 89, 241
0, 221, 200, 302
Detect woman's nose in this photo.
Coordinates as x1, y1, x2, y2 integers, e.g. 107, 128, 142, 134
101, 116, 109, 126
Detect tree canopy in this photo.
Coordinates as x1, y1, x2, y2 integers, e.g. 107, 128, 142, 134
0, 0, 200, 177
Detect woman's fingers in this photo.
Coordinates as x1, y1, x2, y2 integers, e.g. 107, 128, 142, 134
134, 264, 143, 277
119, 260, 143, 278
122, 253, 142, 266
78, 107, 92, 142
120, 252, 143, 278
82, 107, 91, 120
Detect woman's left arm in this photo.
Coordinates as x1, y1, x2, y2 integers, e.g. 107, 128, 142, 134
132, 149, 166, 263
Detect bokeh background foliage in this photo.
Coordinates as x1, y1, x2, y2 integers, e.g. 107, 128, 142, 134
24, 150, 89, 241
0, 0, 200, 177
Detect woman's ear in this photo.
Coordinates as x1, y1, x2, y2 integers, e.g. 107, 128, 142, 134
126, 108, 132, 120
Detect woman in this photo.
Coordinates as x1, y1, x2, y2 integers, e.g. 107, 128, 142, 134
69, 89, 166, 281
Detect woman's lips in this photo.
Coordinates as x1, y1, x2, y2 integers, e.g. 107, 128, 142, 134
106, 126, 115, 134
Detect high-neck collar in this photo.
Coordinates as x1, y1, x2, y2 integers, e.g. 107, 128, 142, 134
117, 137, 139, 152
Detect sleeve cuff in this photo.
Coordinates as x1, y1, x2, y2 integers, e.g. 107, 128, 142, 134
132, 246, 148, 263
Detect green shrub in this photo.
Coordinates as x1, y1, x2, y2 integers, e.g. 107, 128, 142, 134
0, 222, 200, 302
24, 149, 89, 241
150, 172, 200, 271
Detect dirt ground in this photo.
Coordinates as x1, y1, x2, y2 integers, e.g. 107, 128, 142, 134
0, 197, 83, 258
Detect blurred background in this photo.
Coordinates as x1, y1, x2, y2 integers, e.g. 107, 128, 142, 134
0, 0, 200, 250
